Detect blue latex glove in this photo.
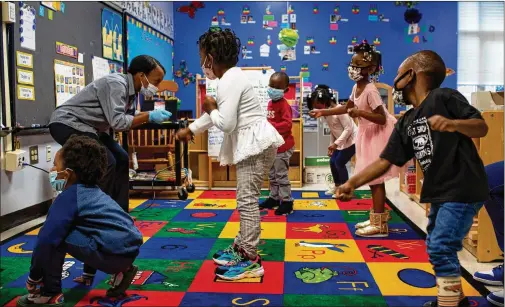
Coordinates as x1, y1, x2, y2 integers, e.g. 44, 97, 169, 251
149, 109, 172, 124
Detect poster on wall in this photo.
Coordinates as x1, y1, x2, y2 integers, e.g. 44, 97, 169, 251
102, 8, 123, 62
127, 16, 174, 81
19, 5, 36, 51
41, 1, 60, 11
92, 56, 111, 81
54, 60, 85, 107
115, 1, 174, 38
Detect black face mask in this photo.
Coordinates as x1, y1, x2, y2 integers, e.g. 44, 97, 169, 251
393, 70, 414, 106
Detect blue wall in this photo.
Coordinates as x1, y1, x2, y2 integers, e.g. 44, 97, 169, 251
174, 1, 457, 115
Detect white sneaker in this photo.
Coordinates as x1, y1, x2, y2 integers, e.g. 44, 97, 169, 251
325, 186, 336, 196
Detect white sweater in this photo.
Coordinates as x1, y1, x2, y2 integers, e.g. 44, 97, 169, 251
189, 67, 284, 165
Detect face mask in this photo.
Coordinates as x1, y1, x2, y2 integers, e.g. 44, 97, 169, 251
348, 66, 364, 82
202, 56, 217, 80
267, 87, 285, 101
49, 170, 68, 193
393, 70, 413, 106
140, 75, 158, 97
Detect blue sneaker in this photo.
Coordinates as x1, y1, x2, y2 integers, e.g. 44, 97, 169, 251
474, 264, 504, 286
487, 290, 504, 307
215, 253, 264, 280
212, 244, 237, 265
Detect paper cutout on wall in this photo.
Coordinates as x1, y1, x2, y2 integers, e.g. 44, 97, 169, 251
220, 16, 231, 26
280, 65, 287, 72
329, 36, 337, 45
260, 44, 270, 57
288, 4, 295, 14
330, 15, 339, 23
429, 25, 435, 32
311, 46, 320, 55
247, 16, 256, 24
300, 64, 309, 72
408, 23, 420, 35
379, 14, 390, 22
175, 60, 196, 86
304, 46, 310, 55
211, 16, 219, 27
263, 15, 277, 30
330, 23, 338, 31
300, 64, 310, 81
279, 28, 299, 47
242, 5, 250, 15
404, 25, 432, 44
278, 44, 296, 61
266, 5, 272, 15
373, 37, 381, 46
313, 5, 319, 14
369, 5, 378, 22
322, 63, 329, 71
290, 14, 297, 23
446, 68, 455, 76
39, 6, 45, 17
241, 46, 253, 59
404, 8, 423, 24
334, 5, 340, 14
247, 37, 255, 46
306, 37, 315, 45
267, 35, 272, 46
352, 5, 360, 14
217, 8, 225, 16
351, 37, 358, 45
177, 2, 205, 19
347, 45, 354, 54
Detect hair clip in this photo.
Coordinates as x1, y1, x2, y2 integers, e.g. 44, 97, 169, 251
318, 91, 323, 98
308, 92, 312, 98
314, 85, 319, 89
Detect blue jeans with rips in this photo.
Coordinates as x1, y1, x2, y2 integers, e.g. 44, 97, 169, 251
426, 202, 483, 277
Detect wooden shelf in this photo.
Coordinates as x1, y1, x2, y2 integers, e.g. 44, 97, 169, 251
190, 70, 305, 190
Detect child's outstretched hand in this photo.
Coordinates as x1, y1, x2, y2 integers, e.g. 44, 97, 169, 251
347, 107, 361, 118
428, 115, 456, 132
309, 109, 323, 118
176, 128, 193, 142
335, 182, 355, 201
203, 96, 218, 114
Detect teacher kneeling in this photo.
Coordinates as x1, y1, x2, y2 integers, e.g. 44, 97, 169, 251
49, 55, 171, 212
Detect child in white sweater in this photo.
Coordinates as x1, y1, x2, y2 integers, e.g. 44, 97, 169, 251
176, 28, 284, 281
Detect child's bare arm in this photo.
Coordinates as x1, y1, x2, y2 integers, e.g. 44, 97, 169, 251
428, 115, 488, 138
351, 106, 386, 125
309, 104, 347, 118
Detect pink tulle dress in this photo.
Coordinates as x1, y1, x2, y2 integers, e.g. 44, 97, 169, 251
351, 83, 399, 185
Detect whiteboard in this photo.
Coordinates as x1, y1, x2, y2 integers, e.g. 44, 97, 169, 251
205, 68, 274, 157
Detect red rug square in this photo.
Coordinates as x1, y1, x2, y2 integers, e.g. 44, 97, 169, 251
286, 222, 353, 240
356, 240, 429, 263
188, 260, 284, 294
135, 221, 168, 237
337, 199, 391, 211
229, 209, 287, 223
198, 190, 237, 199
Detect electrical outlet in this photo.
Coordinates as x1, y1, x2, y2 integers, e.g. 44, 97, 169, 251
6, 150, 26, 172
29, 146, 39, 165
46, 145, 52, 162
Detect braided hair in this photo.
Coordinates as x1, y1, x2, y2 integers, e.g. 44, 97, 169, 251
307, 84, 338, 110
198, 28, 241, 67
353, 40, 384, 81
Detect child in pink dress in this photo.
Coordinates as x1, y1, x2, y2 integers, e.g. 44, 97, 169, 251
309, 40, 398, 237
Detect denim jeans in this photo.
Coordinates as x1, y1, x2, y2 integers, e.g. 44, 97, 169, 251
426, 202, 483, 277
49, 123, 130, 212
329, 144, 356, 185
484, 161, 504, 252
39, 242, 137, 296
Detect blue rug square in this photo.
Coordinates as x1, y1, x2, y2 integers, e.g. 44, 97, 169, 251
171, 209, 233, 223
138, 237, 216, 260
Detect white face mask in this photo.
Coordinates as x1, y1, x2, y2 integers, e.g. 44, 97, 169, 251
141, 75, 158, 97
348, 66, 364, 82
202, 56, 217, 80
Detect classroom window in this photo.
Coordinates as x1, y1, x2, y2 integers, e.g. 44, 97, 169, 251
457, 2, 504, 102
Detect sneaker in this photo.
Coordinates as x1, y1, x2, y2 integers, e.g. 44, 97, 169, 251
106, 265, 138, 297
215, 253, 264, 281
259, 198, 279, 210
212, 244, 238, 265
488, 289, 504, 307
17, 293, 64, 307
474, 264, 504, 286
275, 201, 293, 215
325, 186, 336, 196
73, 273, 95, 286
423, 297, 470, 307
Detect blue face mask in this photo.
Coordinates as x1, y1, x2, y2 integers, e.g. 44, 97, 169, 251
49, 170, 69, 192
267, 87, 285, 101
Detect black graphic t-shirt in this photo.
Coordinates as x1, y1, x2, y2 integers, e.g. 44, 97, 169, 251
380, 88, 488, 204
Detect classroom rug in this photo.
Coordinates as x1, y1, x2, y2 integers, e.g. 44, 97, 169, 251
0, 190, 490, 307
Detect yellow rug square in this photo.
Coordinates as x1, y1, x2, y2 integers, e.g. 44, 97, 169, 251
301, 192, 320, 198
188, 190, 204, 198
186, 199, 237, 210
284, 239, 364, 262
143, 236, 151, 244
219, 222, 286, 239
367, 262, 480, 296
294, 199, 339, 210
129, 199, 148, 210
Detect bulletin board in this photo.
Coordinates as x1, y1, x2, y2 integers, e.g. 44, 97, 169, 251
12, 2, 120, 127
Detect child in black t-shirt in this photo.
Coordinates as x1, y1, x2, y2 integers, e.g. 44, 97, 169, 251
335, 50, 489, 307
